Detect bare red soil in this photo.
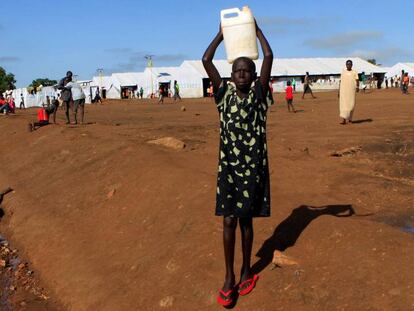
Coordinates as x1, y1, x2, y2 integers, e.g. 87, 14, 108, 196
0, 88, 413, 310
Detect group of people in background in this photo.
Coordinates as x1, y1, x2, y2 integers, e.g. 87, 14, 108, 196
122, 87, 144, 99
29, 71, 86, 131
158, 80, 181, 104
0, 94, 15, 114
384, 70, 412, 93
2, 66, 412, 134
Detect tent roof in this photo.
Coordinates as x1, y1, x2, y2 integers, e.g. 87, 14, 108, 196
111, 72, 145, 86
91, 76, 113, 88
385, 63, 414, 77
183, 57, 386, 78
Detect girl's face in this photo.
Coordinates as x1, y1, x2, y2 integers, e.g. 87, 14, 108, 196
231, 59, 256, 91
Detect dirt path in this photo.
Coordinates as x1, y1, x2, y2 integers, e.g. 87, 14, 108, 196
0, 88, 413, 310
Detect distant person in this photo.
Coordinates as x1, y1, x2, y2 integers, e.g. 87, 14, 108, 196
269, 80, 273, 94
139, 87, 144, 99
28, 99, 59, 131
7, 97, 15, 114
402, 72, 409, 94
158, 85, 165, 104
360, 72, 367, 92
173, 80, 181, 101
390, 77, 394, 88
292, 78, 296, 92
207, 81, 214, 97
0, 96, 15, 114
45, 95, 51, 107
0, 95, 11, 114
385, 77, 389, 88
48, 97, 59, 124
302, 72, 315, 99
203, 19, 273, 307
20, 94, 25, 109
94, 88, 102, 104
339, 60, 359, 125
285, 80, 296, 112
400, 70, 405, 93
57, 70, 73, 124
65, 80, 86, 124
0, 95, 6, 114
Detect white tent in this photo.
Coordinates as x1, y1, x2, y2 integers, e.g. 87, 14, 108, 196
91, 75, 114, 99
385, 63, 414, 79
142, 65, 204, 98
10, 87, 55, 108
92, 73, 146, 99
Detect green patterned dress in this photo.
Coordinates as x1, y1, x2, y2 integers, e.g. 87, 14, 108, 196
215, 80, 273, 218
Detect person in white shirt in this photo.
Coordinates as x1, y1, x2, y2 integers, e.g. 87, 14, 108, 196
65, 81, 86, 124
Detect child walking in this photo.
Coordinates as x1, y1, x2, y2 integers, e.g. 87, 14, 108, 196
202, 20, 273, 307
285, 80, 296, 112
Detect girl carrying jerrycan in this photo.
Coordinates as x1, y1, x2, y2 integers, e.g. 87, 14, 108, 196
202, 7, 274, 307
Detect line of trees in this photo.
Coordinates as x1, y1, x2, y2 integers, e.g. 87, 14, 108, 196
0, 66, 59, 95
29, 78, 57, 89
0, 66, 16, 94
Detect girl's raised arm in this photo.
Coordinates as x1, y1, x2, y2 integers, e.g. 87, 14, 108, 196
202, 26, 223, 92
256, 22, 273, 93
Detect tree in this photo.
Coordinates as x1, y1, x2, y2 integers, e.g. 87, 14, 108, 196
0, 67, 16, 93
366, 59, 377, 65
29, 78, 58, 89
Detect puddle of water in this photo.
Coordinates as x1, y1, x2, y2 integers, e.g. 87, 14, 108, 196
372, 213, 414, 235
401, 226, 414, 234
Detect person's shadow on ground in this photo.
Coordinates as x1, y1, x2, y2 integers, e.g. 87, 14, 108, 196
252, 204, 355, 274
0, 187, 13, 219
351, 118, 373, 124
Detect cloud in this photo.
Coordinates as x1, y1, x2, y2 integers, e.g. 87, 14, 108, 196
104, 49, 187, 73
257, 16, 314, 35
0, 56, 21, 63
258, 16, 313, 27
257, 16, 338, 35
304, 31, 383, 51
350, 48, 414, 65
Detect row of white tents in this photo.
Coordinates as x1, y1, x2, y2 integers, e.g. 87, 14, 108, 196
8, 82, 95, 109
91, 57, 387, 99
7, 57, 412, 107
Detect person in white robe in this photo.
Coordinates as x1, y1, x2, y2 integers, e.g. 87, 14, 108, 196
339, 60, 359, 124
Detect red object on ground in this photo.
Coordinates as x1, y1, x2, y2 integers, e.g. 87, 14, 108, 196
238, 274, 259, 296
217, 288, 234, 306
37, 108, 49, 122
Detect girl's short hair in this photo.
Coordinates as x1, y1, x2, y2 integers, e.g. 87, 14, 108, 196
232, 57, 256, 73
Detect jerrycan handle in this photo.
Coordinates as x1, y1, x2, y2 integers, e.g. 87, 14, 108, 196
220, 7, 241, 20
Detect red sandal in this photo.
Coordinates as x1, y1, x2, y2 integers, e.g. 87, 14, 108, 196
217, 288, 234, 307
238, 274, 259, 296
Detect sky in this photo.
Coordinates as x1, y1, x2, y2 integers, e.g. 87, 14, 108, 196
1, 0, 413, 87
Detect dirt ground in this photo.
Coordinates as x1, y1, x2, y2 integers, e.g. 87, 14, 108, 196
0, 87, 413, 311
